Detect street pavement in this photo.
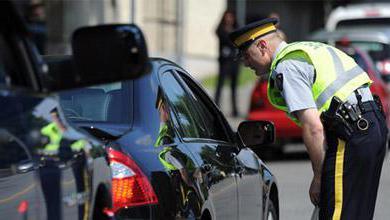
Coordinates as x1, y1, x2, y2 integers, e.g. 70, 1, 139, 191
206, 81, 390, 220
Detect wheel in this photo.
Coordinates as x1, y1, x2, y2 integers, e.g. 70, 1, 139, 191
266, 200, 278, 220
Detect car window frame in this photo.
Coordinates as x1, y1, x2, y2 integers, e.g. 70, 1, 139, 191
158, 69, 209, 140
157, 64, 234, 144
173, 69, 235, 144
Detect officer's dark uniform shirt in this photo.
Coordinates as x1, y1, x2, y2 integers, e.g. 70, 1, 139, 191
271, 41, 373, 114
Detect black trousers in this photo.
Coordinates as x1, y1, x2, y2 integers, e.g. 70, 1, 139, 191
320, 107, 388, 220
214, 59, 239, 115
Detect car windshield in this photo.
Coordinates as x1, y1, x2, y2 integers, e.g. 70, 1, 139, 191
58, 80, 133, 126
350, 41, 390, 63
337, 18, 390, 29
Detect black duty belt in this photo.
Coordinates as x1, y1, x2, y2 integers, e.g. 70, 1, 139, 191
320, 95, 384, 141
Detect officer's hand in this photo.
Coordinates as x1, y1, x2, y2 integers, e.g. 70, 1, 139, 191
309, 176, 321, 205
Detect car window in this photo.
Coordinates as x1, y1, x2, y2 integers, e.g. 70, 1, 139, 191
350, 41, 390, 63
337, 18, 390, 29
175, 71, 231, 143
160, 71, 208, 139
59, 81, 132, 124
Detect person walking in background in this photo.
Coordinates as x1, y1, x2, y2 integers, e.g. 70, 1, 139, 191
215, 10, 240, 117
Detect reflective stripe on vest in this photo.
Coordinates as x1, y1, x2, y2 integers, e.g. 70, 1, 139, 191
315, 47, 365, 108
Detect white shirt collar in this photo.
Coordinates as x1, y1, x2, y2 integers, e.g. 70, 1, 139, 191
272, 41, 287, 61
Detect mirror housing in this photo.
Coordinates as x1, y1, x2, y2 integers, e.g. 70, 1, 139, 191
40, 24, 149, 91
237, 121, 275, 148
71, 24, 149, 85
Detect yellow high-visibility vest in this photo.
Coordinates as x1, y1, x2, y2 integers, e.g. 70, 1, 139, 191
267, 41, 372, 124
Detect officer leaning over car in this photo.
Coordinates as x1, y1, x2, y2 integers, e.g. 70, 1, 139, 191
229, 17, 388, 220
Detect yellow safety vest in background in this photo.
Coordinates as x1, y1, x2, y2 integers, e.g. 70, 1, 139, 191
267, 41, 372, 124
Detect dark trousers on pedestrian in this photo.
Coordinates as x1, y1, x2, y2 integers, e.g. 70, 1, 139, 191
319, 105, 388, 220
214, 59, 239, 116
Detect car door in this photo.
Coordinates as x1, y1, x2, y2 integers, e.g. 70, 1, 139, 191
173, 69, 264, 220
159, 68, 239, 220
235, 148, 263, 219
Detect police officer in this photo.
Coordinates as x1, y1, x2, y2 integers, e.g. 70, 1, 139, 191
229, 18, 388, 220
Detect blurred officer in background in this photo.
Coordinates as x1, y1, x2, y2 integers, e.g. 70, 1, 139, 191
229, 18, 388, 220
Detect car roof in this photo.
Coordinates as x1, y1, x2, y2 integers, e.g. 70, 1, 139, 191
310, 27, 390, 44
326, 3, 390, 30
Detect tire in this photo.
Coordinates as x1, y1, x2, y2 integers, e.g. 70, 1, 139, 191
266, 200, 278, 220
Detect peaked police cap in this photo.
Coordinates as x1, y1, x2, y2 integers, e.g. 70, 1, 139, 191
229, 17, 279, 52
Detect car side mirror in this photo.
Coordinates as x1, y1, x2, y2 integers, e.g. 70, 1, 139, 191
40, 24, 149, 91
237, 121, 275, 148
72, 24, 149, 83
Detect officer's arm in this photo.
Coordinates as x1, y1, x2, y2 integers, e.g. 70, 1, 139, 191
295, 108, 325, 179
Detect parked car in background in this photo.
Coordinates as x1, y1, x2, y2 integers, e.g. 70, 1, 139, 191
57, 51, 280, 219
326, 3, 390, 31
0, 1, 149, 219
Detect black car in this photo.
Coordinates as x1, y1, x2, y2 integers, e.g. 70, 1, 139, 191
58, 57, 280, 220
0, 2, 149, 219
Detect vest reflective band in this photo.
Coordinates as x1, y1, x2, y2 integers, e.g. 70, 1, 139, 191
267, 42, 372, 123
41, 122, 63, 153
